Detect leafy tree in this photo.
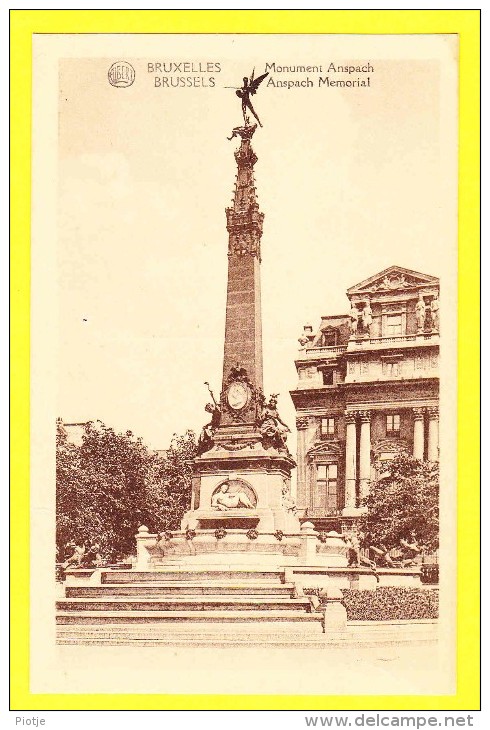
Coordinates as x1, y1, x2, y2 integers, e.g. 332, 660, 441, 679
359, 454, 439, 553
56, 419, 196, 562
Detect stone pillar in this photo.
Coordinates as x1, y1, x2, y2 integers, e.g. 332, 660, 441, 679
427, 407, 439, 461
135, 525, 156, 570
412, 407, 425, 460
343, 412, 357, 513
299, 521, 318, 562
358, 410, 371, 502
296, 416, 309, 508
322, 587, 347, 633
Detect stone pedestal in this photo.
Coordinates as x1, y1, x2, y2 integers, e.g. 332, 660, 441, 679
182, 443, 298, 535
322, 588, 347, 632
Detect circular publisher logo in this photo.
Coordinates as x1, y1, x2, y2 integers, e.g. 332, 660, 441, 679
108, 61, 135, 88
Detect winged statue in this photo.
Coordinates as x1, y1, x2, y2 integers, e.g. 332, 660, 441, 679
234, 68, 269, 127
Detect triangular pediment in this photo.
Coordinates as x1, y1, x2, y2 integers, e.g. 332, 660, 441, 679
347, 266, 439, 296
306, 441, 342, 460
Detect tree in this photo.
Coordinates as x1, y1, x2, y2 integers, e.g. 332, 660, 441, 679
56, 420, 196, 562
359, 453, 439, 553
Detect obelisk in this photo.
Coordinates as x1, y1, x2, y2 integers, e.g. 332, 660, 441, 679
222, 125, 264, 408
214, 125, 267, 439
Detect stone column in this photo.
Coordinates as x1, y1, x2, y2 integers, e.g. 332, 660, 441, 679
295, 416, 309, 509
358, 410, 371, 502
427, 407, 439, 462
343, 412, 357, 512
412, 407, 425, 460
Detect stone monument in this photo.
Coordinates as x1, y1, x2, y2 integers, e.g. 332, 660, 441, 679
56, 73, 424, 645
176, 120, 301, 561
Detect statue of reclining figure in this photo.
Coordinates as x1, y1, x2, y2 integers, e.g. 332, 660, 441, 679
211, 483, 254, 511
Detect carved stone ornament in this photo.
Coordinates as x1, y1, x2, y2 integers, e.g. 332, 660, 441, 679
226, 381, 251, 411
211, 479, 257, 511
281, 481, 297, 514
365, 274, 421, 292
219, 441, 251, 451
371, 438, 411, 458
306, 440, 342, 462
220, 365, 264, 423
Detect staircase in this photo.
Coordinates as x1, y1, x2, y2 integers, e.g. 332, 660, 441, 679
56, 567, 324, 645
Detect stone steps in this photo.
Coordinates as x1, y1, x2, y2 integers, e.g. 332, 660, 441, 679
66, 582, 295, 598
56, 609, 322, 625
57, 567, 324, 643
57, 596, 312, 612
100, 569, 285, 584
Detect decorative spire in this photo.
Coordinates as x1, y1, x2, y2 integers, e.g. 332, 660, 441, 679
225, 125, 264, 261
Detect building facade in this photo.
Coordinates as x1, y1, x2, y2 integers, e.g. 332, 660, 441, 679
290, 266, 439, 531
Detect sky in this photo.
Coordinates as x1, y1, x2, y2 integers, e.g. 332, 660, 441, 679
54, 33, 457, 457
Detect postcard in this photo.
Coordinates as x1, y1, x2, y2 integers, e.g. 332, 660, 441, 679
19, 26, 470, 706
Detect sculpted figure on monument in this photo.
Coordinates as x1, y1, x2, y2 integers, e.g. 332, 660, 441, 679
399, 531, 423, 566
369, 543, 397, 568
228, 68, 269, 129
281, 481, 298, 514
259, 394, 291, 451
81, 542, 103, 568
345, 534, 377, 570
61, 541, 85, 570
415, 293, 427, 332
211, 482, 255, 510
196, 382, 221, 455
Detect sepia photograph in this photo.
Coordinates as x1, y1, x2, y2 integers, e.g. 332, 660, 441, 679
20, 22, 470, 704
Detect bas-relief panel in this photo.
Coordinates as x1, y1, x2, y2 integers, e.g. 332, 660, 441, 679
297, 365, 322, 388
345, 351, 439, 383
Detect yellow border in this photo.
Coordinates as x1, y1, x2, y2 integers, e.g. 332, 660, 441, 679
10, 9, 480, 710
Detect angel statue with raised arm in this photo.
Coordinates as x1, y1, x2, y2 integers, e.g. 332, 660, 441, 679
234, 69, 269, 127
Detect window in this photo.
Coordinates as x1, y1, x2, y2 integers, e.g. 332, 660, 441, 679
322, 330, 338, 347
322, 370, 334, 385
382, 361, 400, 377
315, 463, 338, 511
386, 414, 401, 434
385, 314, 403, 336
321, 417, 335, 436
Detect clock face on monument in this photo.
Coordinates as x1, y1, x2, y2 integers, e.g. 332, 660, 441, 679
226, 382, 249, 410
